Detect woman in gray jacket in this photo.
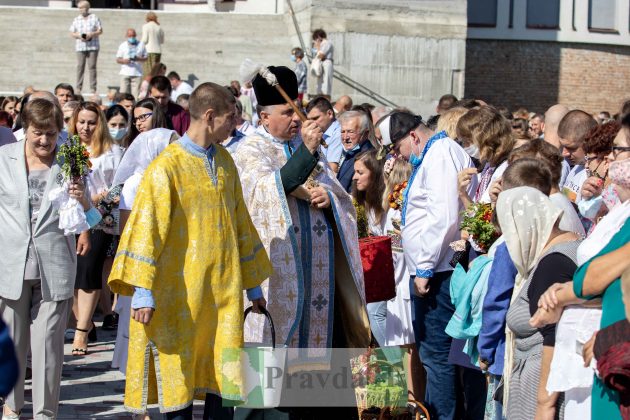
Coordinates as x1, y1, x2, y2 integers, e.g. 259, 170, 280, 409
0, 98, 101, 420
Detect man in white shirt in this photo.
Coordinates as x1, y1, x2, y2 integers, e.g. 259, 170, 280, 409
167, 71, 193, 102
377, 111, 476, 419
116, 29, 147, 96
558, 110, 598, 204
306, 96, 342, 171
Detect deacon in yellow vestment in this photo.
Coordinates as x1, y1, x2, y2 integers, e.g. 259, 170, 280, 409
108, 134, 272, 414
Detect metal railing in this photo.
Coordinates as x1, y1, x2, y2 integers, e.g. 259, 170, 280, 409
285, 0, 398, 108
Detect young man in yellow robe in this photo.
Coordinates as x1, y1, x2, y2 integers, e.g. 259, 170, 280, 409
108, 82, 271, 419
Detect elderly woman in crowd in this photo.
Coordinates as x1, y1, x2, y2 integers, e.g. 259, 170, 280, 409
68, 101, 124, 356
531, 112, 630, 420
0, 99, 100, 419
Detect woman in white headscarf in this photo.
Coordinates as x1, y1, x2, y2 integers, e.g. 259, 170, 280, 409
497, 186, 581, 420
110, 128, 177, 374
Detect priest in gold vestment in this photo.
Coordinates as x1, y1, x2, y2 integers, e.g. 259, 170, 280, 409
108, 83, 271, 419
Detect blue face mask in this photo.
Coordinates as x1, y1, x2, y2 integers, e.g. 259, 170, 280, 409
128, 37, 138, 45
109, 127, 127, 141
290, 55, 297, 62
577, 194, 603, 220
408, 140, 423, 166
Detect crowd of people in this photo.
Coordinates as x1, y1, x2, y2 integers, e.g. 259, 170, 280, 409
0, 5, 629, 420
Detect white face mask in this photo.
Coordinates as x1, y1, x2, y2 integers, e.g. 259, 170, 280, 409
464, 144, 480, 160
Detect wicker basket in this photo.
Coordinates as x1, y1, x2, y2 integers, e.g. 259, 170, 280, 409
354, 359, 430, 420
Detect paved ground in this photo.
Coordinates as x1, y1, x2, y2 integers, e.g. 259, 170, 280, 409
18, 320, 206, 419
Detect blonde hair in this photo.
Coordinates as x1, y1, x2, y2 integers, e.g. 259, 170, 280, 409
68, 101, 113, 158
382, 159, 412, 211
437, 107, 468, 140
78, 1, 90, 9
146, 12, 159, 24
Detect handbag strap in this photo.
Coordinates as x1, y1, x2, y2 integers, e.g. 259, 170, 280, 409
244, 306, 276, 349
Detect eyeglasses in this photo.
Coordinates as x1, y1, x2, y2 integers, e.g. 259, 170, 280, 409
133, 112, 153, 124
585, 158, 607, 181
612, 146, 630, 158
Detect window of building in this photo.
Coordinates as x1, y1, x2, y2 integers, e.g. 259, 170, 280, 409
589, 0, 618, 32
468, 0, 498, 27
526, 0, 560, 29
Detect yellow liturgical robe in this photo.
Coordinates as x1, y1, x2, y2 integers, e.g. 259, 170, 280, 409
108, 139, 272, 413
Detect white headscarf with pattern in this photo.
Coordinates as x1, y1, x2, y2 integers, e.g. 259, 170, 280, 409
496, 186, 563, 412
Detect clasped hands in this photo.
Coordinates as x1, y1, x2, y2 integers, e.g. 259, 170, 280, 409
529, 282, 597, 367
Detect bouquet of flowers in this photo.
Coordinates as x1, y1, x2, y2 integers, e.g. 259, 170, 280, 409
48, 135, 92, 235
387, 181, 407, 211
459, 202, 499, 253
57, 135, 92, 179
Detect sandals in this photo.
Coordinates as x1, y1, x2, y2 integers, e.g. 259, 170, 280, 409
71, 322, 97, 356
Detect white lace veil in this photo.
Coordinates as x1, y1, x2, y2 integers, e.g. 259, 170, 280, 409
112, 128, 177, 186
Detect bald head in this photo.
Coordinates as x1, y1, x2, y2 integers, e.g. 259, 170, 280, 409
334, 95, 353, 114
543, 104, 569, 149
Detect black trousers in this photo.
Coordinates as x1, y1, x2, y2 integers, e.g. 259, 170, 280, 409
164, 393, 234, 420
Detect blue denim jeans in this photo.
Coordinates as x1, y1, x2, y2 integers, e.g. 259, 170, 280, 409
367, 300, 387, 347
410, 272, 457, 420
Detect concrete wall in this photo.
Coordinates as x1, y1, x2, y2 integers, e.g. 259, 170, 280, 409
465, 39, 630, 114
288, 0, 468, 116
0, 6, 294, 95
468, 0, 630, 46
0, 1, 469, 118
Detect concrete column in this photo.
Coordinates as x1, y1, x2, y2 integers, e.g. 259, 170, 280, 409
208, 0, 216, 12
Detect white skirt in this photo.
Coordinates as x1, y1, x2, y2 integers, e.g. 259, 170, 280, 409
546, 306, 602, 420
385, 251, 415, 346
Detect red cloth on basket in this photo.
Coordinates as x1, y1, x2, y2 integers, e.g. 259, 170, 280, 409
359, 236, 396, 304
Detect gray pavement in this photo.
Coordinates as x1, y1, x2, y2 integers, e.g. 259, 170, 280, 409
18, 321, 206, 419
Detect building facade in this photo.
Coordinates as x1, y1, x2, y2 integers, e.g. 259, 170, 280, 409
466, 0, 630, 114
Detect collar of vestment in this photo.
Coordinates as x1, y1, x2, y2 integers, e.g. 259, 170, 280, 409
255, 125, 300, 146
179, 133, 216, 160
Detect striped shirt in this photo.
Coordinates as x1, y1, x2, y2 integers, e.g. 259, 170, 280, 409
69, 13, 102, 52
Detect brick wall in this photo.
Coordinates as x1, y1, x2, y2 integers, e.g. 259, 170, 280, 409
465, 39, 630, 115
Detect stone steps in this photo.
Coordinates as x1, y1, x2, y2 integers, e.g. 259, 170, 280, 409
0, 7, 294, 94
